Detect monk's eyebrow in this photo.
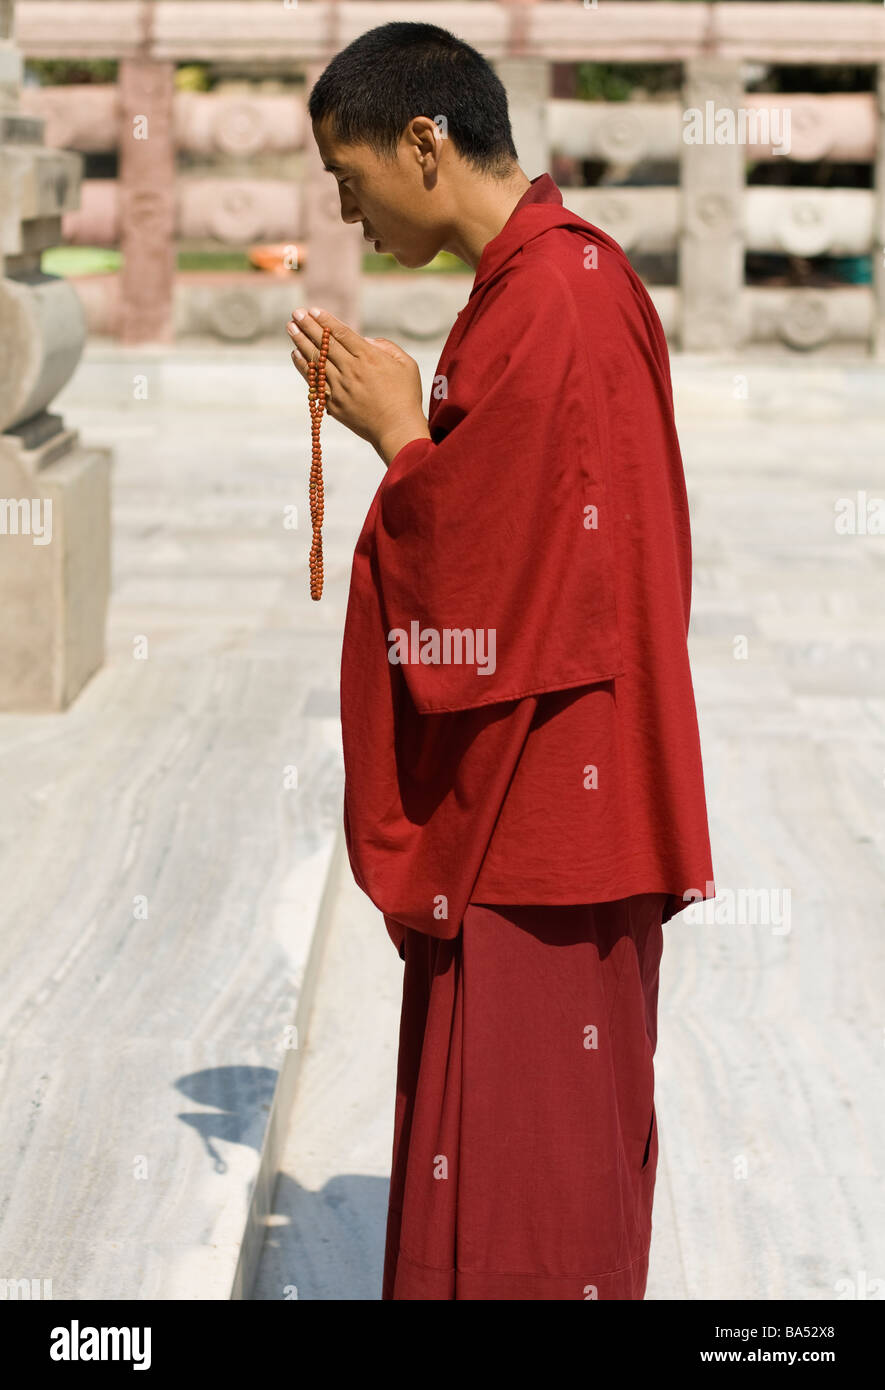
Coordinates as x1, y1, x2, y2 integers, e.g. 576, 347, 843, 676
323, 160, 345, 173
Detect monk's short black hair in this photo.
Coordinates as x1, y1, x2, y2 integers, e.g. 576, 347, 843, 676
307, 22, 519, 175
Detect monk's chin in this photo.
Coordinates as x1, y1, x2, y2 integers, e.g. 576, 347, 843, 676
394, 247, 441, 270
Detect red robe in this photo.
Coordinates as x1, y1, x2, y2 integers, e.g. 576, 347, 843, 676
339, 172, 715, 957
383, 895, 668, 1299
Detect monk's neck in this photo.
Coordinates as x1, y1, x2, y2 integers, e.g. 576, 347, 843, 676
442, 168, 532, 270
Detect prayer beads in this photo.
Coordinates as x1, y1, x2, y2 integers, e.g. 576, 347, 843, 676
307, 326, 330, 600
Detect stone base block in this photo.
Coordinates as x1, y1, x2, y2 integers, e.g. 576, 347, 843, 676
0, 422, 111, 710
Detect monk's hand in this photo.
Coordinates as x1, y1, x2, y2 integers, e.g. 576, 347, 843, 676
287, 306, 431, 466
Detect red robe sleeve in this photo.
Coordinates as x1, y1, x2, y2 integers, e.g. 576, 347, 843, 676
372, 261, 625, 712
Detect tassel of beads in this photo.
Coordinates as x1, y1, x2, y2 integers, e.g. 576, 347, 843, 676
307, 326, 330, 600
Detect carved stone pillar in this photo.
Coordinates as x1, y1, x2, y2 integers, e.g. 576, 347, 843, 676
495, 57, 550, 181
302, 63, 361, 329
0, 0, 111, 710
118, 59, 176, 344
550, 60, 580, 186
679, 59, 745, 351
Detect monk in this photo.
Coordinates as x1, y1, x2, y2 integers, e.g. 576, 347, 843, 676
286, 21, 716, 1300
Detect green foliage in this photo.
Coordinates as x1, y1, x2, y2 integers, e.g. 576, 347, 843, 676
574, 60, 874, 102
363, 250, 465, 274
177, 250, 253, 271
749, 64, 874, 94
41, 246, 121, 276
25, 59, 117, 85
175, 65, 211, 93
575, 63, 683, 102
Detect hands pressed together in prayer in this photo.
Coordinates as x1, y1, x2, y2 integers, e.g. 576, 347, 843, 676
287, 307, 431, 467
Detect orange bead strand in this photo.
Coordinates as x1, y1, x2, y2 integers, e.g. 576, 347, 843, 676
307, 326, 330, 600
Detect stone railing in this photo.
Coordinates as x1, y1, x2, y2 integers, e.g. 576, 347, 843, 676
1, 0, 111, 712
13, 1, 885, 353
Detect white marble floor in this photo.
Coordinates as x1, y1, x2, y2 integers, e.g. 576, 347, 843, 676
252, 355, 885, 1301
1, 344, 882, 1300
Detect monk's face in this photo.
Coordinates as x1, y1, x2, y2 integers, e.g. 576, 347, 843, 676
312, 115, 449, 269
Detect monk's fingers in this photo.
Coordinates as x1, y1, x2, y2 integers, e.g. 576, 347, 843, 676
289, 306, 365, 366
365, 336, 405, 360
287, 319, 345, 373
289, 344, 309, 384
300, 306, 366, 359
286, 318, 324, 364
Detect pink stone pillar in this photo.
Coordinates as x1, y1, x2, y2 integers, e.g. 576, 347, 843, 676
302, 62, 361, 330
679, 59, 745, 352
117, 59, 176, 344
551, 61, 580, 187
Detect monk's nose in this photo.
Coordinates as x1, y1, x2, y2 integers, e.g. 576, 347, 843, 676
337, 188, 362, 225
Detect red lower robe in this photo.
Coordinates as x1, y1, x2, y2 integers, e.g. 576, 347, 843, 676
338, 173, 716, 1299
384, 896, 667, 1300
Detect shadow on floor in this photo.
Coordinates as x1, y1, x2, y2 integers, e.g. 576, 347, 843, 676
251, 1170, 390, 1300
175, 1066, 279, 1174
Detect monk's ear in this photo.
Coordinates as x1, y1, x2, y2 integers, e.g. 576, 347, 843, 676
409, 116, 444, 176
